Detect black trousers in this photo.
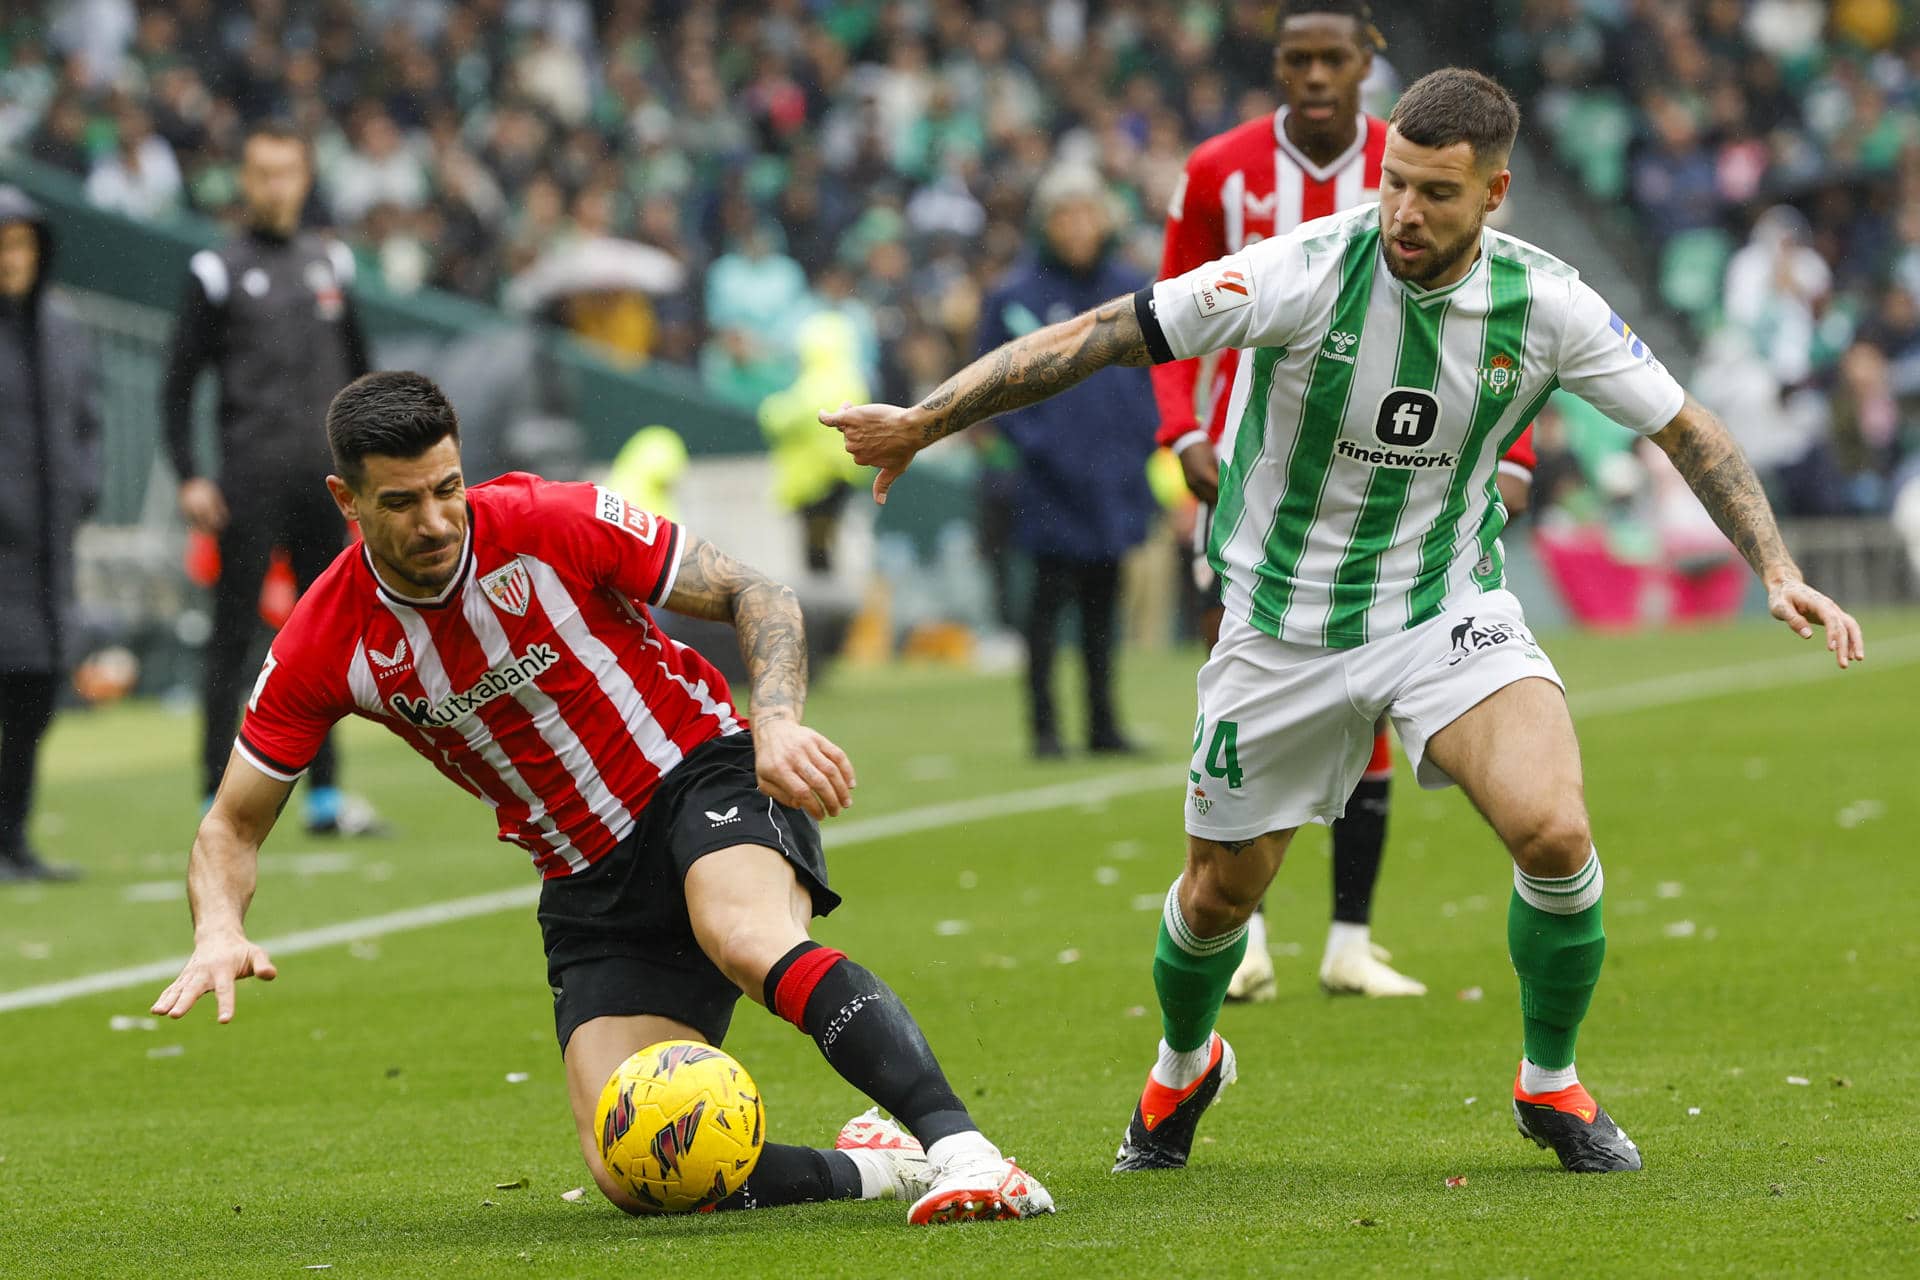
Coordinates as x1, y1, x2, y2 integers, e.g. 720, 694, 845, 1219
0, 671, 57, 854
1024, 554, 1123, 742
201, 474, 344, 797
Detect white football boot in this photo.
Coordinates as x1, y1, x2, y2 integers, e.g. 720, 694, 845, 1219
834, 1108, 932, 1202
1319, 938, 1427, 997
907, 1133, 1055, 1225
1225, 913, 1277, 1003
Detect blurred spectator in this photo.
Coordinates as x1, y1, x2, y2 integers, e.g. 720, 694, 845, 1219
976, 166, 1158, 759
84, 103, 183, 222
758, 311, 871, 574
323, 104, 430, 226
701, 220, 811, 408
0, 185, 95, 881
1723, 205, 1829, 388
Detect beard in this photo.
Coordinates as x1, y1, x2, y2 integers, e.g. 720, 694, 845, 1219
1382, 214, 1485, 287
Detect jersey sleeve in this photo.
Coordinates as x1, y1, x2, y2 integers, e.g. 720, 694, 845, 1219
540, 481, 685, 606
1134, 234, 1310, 368
1150, 155, 1227, 451
234, 639, 349, 783
1554, 281, 1686, 437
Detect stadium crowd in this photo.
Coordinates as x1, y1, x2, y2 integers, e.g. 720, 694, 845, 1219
2, 0, 1308, 415
1495, 0, 1920, 516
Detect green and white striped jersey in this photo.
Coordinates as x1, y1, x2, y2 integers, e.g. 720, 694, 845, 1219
1135, 203, 1685, 649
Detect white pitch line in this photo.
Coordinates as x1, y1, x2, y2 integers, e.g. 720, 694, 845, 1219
1571, 630, 1920, 718
0, 766, 1169, 1016
4, 633, 1914, 1016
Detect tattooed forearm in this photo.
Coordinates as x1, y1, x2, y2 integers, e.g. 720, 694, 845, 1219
1652, 399, 1799, 582
662, 537, 807, 722
915, 294, 1152, 444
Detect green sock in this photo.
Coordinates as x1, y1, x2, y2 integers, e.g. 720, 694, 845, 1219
1152, 879, 1248, 1053
1508, 856, 1607, 1072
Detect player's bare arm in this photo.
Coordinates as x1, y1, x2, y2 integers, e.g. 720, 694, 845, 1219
821, 294, 1152, 502
1651, 395, 1865, 667
662, 535, 855, 818
151, 755, 290, 1022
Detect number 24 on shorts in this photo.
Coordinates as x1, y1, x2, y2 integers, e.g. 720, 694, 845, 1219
1190, 715, 1245, 789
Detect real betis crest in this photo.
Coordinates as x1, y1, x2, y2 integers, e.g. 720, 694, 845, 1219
1478, 352, 1519, 396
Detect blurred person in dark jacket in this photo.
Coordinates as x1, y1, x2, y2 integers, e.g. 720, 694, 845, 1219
975, 167, 1159, 758
0, 186, 97, 881
161, 120, 378, 835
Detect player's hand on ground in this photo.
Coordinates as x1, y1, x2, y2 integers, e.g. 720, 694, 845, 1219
818, 401, 920, 504
151, 931, 278, 1023
1768, 578, 1865, 669
752, 716, 855, 819
178, 476, 229, 534
1178, 438, 1220, 504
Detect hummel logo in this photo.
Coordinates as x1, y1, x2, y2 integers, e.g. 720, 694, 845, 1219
369, 640, 409, 670
705, 807, 740, 825
1322, 330, 1358, 364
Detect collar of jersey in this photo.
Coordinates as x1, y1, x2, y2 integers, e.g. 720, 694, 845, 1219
1272, 107, 1368, 185
362, 518, 473, 611
1384, 232, 1488, 309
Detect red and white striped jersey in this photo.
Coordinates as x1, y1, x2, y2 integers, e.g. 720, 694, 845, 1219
1153, 109, 1389, 452
236, 472, 744, 879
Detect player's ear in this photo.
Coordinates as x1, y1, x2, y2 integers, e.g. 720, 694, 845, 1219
324, 474, 358, 522
1483, 167, 1512, 217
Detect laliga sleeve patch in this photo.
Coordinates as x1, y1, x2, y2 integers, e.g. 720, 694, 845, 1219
593, 485, 658, 544
1192, 255, 1254, 317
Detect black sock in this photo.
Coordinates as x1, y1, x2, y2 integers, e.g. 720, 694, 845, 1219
713, 1143, 861, 1211
1332, 775, 1391, 924
764, 942, 975, 1149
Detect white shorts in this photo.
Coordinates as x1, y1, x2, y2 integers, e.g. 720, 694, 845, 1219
1184, 589, 1562, 840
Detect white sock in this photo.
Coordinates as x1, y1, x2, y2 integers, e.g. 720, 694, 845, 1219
841, 1147, 897, 1199
1519, 1058, 1579, 1095
1323, 919, 1370, 970
1242, 911, 1269, 963
1150, 1035, 1216, 1090
924, 1130, 999, 1175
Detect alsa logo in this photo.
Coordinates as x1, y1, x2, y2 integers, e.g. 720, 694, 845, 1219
388, 643, 561, 727
367, 639, 409, 673
1607, 311, 1667, 374
1192, 256, 1255, 317
594, 486, 658, 544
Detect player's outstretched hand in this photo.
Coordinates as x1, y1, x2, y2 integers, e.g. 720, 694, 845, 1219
1769, 578, 1866, 669
753, 717, 856, 820
151, 931, 277, 1023
818, 401, 920, 504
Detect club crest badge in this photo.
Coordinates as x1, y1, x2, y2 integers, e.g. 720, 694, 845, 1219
481, 558, 532, 617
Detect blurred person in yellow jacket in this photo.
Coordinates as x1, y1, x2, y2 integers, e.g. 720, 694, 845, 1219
759, 311, 870, 573
605, 424, 690, 521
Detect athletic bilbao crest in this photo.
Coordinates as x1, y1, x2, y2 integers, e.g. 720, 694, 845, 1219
480, 559, 532, 617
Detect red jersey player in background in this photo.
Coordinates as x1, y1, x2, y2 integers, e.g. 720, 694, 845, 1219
151, 371, 1053, 1226
1153, 1, 1537, 1002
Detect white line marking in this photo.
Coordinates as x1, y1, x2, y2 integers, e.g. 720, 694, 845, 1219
0, 767, 1168, 1016
1571, 631, 1920, 718
5, 634, 1914, 1016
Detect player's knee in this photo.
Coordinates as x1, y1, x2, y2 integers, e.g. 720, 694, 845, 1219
706, 918, 804, 998
1181, 863, 1264, 937
1509, 810, 1592, 878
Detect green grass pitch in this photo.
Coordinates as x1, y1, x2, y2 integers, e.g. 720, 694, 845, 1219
1, 612, 1916, 1277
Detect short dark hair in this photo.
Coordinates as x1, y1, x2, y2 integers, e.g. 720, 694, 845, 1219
1277, 0, 1383, 49
327, 371, 461, 487
243, 118, 310, 159
1388, 67, 1520, 167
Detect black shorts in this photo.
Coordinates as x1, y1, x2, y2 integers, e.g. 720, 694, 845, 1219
537, 732, 839, 1054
